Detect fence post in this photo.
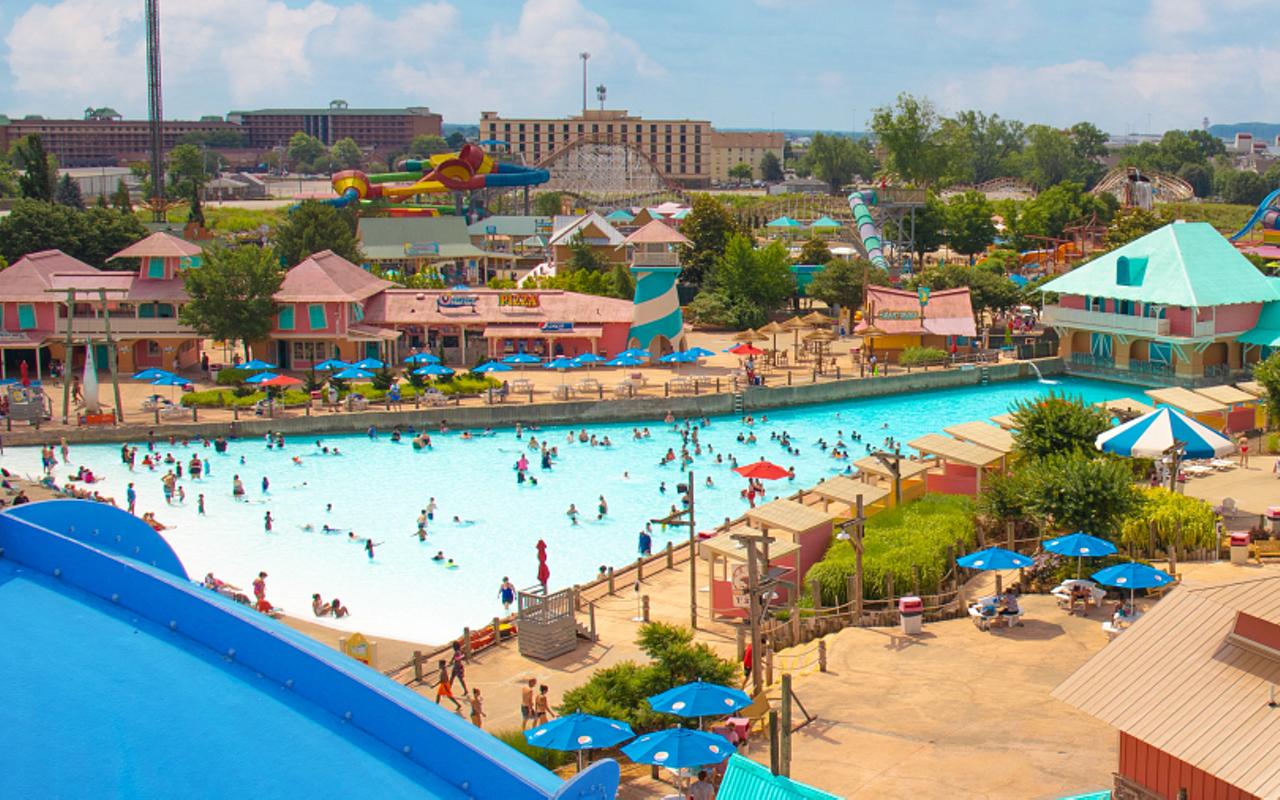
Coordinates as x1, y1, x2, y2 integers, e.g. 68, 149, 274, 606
780, 672, 792, 778
463, 626, 473, 661
790, 610, 800, 645
818, 639, 827, 673
769, 711, 780, 775
947, 544, 957, 590
995, 573, 1003, 595
737, 625, 746, 664
787, 372, 792, 386
642, 595, 650, 623
886, 573, 895, 608
589, 602, 597, 642
847, 575, 859, 624
637, 556, 644, 583
1168, 545, 1178, 577
716, 378, 720, 393
492, 616, 501, 646
765, 644, 774, 687
665, 382, 669, 397
607, 567, 615, 595
413, 650, 423, 683
810, 577, 823, 611
666, 541, 674, 569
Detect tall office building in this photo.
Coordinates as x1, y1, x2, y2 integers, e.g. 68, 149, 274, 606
228, 101, 442, 149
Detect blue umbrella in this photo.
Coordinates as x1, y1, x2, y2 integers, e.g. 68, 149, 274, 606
502, 353, 542, 365
1092, 560, 1174, 610
618, 348, 652, 359
544, 357, 579, 370
1044, 532, 1119, 579
131, 368, 175, 381
647, 681, 751, 720
472, 360, 513, 374
150, 374, 191, 387
353, 357, 386, 370
405, 353, 439, 365
621, 727, 733, 770
572, 353, 605, 364
958, 546, 1034, 571
240, 359, 276, 371
659, 350, 699, 363
413, 364, 454, 377
313, 359, 351, 371
1096, 406, 1234, 460
242, 371, 278, 384
525, 712, 634, 770
332, 367, 374, 380
606, 355, 644, 367
684, 347, 715, 359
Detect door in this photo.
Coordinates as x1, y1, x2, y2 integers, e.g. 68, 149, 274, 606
94, 344, 110, 372
276, 340, 290, 370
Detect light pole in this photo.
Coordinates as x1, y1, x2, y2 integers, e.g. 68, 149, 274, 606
579, 52, 591, 113
596, 84, 607, 111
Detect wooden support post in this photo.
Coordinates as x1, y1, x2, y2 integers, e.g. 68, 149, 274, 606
737, 625, 746, 664
463, 627, 472, 661
642, 595, 650, 623
589, 602, 597, 642
780, 672, 792, 778
666, 541, 674, 569
995, 573, 1003, 596
492, 616, 501, 646
637, 557, 644, 583
413, 650, 423, 683
607, 567, 615, 595
1169, 546, 1178, 577
818, 639, 827, 672
1006, 519, 1015, 547
765, 644, 774, 686
790, 610, 800, 645
769, 711, 780, 775
810, 577, 822, 611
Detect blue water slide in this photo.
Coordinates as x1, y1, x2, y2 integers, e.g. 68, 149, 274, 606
1228, 189, 1280, 241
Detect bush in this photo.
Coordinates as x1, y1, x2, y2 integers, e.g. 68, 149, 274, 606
806, 494, 977, 605
215, 367, 255, 385
1024, 452, 1141, 540
180, 389, 310, 407
491, 728, 574, 770
1010, 392, 1112, 460
898, 346, 947, 366
370, 366, 396, 391
1120, 489, 1219, 551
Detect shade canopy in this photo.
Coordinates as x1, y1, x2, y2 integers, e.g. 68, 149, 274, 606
618, 348, 654, 358
659, 350, 699, 364
242, 371, 278, 384
312, 359, 351, 371
1091, 561, 1174, 590
502, 353, 541, 365
260, 374, 303, 387
732, 459, 791, 481
471, 361, 513, 374
524, 712, 634, 752
131, 368, 176, 381
149, 374, 190, 387
730, 330, 768, 343
765, 216, 802, 228
620, 727, 732, 769
331, 367, 374, 380
404, 353, 439, 364
413, 364, 454, 376
544, 357, 579, 370
572, 353, 605, 364
726, 344, 764, 355
239, 359, 276, 371
684, 347, 715, 358
646, 681, 752, 718
353, 358, 386, 370
1044, 532, 1118, 559
605, 356, 644, 367
957, 546, 1034, 571
1095, 406, 1235, 459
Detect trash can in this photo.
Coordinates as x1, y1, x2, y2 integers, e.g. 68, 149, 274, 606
899, 596, 923, 635
1231, 532, 1251, 565
1268, 507, 1280, 535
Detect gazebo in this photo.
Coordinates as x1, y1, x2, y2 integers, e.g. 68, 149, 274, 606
907, 433, 1006, 496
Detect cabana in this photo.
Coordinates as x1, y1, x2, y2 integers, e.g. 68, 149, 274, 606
700, 524, 802, 621
807, 477, 889, 518
942, 420, 1016, 455
1145, 386, 1228, 430
1095, 398, 1154, 423
849, 456, 931, 505
1194, 384, 1261, 431
1236, 380, 1271, 426
989, 413, 1018, 431
743, 499, 836, 581
908, 433, 1005, 496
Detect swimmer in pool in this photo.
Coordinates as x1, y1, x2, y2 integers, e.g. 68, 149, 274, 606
432, 551, 445, 562
566, 504, 580, 524
452, 516, 475, 526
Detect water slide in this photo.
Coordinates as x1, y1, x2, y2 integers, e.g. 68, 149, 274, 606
847, 189, 888, 270
326, 144, 550, 215
1227, 189, 1280, 241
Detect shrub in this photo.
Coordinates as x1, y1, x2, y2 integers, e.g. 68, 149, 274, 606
370, 366, 396, 391
404, 367, 427, 390
179, 389, 311, 407
215, 367, 255, 385
898, 346, 946, 366
1009, 392, 1112, 460
806, 494, 976, 605
1119, 489, 1219, 551
1024, 452, 1141, 540
491, 728, 574, 770
302, 370, 323, 393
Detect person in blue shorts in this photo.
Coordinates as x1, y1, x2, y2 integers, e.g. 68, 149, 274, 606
499, 577, 516, 611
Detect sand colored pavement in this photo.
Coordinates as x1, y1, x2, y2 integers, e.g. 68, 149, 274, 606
1179, 455, 1280, 519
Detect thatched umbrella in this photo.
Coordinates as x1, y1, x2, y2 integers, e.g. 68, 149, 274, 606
731, 329, 769, 343
757, 321, 788, 365
802, 311, 834, 327
781, 316, 809, 360
803, 328, 838, 361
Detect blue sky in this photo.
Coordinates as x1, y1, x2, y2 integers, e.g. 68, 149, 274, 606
1, 0, 1275, 133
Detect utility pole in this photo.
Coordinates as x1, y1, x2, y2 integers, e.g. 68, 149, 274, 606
650, 470, 696, 629
579, 52, 591, 114
60, 288, 75, 425
731, 528, 787, 698
837, 495, 867, 625
98, 288, 125, 423
871, 448, 904, 505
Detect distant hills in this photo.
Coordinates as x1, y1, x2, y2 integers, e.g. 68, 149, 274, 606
1208, 122, 1280, 141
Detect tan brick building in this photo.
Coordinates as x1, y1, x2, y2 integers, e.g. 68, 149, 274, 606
0, 114, 239, 168
710, 130, 784, 183
228, 101, 442, 149
478, 110, 713, 190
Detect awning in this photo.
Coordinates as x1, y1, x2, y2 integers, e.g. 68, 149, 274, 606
482, 326, 604, 338
744, 499, 835, 533
348, 324, 402, 341
808, 477, 889, 508
699, 529, 801, 564
0, 330, 52, 348
908, 433, 1005, 467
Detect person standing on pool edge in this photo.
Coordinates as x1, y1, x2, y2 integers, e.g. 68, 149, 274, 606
435, 659, 461, 711
498, 577, 516, 611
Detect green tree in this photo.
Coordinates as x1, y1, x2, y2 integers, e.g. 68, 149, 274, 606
332, 137, 363, 170
176, 129, 247, 149
129, 161, 152, 199
871, 93, 947, 187
803, 132, 874, 192
759, 150, 783, 182
908, 263, 1019, 323
446, 131, 467, 149
262, 151, 282, 174
407, 135, 451, 158
1250, 351, 1280, 424
1010, 392, 1113, 461
710, 235, 794, 310
179, 245, 283, 361
1103, 207, 1169, 249
566, 232, 610, 272
78, 206, 151, 268
939, 111, 1024, 185
55, 173, 85, 211
111, 179, 133, 212
676, 193, 741, 287
945, 191, 996, 255
14, 134, 54, 201
533, 191, 563, 217
1003, 181, 1114, 248
797, 237, 832, 265
169, 143, 214, 190
728, 162, 753, 183
0, 145, 17, 198
1178, 163, 1213, 198
287, 132, 325, 168
1026, 452, 1141, 540
1221, 169, 1270, 206
0, 200, 146, 268
273, 200, 362, 266
1018, 125, 1104, 191
806, 257, 889, 312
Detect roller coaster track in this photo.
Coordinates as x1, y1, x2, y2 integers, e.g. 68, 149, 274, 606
1091, 167, 1195, 203
938, 177, 1038, 199
531, 133, 688, 210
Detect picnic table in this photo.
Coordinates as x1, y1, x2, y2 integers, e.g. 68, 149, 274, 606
669, 377, 694, 394
552, 385, 575, 401
511, 378, 534, 393
575, 378, 601, 394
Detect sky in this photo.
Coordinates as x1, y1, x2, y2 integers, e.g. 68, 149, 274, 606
1, 0, 1276, 134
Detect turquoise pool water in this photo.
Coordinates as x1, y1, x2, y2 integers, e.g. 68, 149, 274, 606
4, 377, 1141, 644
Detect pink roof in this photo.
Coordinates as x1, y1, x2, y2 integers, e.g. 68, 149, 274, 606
0, 250, 100, 301
276, 250, 394, 304
110, 231, 204, 260
363, 289, 633, 327
625, 220, 690, 246
861, 285, 976, 337
48, 272, 190, 303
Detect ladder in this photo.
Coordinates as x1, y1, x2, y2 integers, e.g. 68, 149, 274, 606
733, 393, 744, 415
980, 367, 989, 386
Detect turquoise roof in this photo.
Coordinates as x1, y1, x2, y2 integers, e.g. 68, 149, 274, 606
1039, 223, 1279, 308
1238, 278, 1280, 347
767, 216, 803, 227
466, 216, 549, 237
810, 216, 842, 228
717, 754, 843, 799
605, 209, 635, 221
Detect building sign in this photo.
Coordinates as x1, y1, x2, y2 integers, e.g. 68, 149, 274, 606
0, 331, 27, 341
404, 242, 440, 256
485, 225, 497, 235
437, 294, 478, 309
731, 565, 750, 610
540, 321, 574, 332
498, 293, 541, 308
878, 310, 920, 321
917, 287, 930, 306
535, 219, 554, 235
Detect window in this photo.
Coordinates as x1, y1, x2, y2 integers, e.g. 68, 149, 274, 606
278, 305, 295, 330
607, 125, 613, 133
308, 304, 326, 330
147, 257, 166, 279
1148, 341, 1172, 365
17, 304, 36, 329
1090, 333, 1112, 359
592, 124, 599, 133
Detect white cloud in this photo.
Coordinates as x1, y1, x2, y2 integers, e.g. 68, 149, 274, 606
934, 0, 1031, 42
1143, 0, 1268, 38
5, 0, 144, 100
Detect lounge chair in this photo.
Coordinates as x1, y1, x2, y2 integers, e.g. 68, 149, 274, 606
735, 689, 772, 735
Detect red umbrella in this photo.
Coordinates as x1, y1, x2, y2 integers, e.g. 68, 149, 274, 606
536, 539, 550, 589
728, 343, 765, 355
732, 459, 791, 481
260, 374, 303, 386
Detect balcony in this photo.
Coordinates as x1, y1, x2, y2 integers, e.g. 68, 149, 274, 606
1042, 306, 1170, 337
68, 317, 192, 337
631, 251, 680, 267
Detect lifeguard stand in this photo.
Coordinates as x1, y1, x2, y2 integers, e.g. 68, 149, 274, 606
517, 586, 580, 661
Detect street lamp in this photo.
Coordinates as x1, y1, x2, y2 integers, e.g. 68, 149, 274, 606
579, 52, 591, 113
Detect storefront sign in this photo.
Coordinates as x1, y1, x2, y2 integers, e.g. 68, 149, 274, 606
540, 321, 574, 332
878, 310, 920, 321
917, 287, 930, 306
535, 219, 553, 235
437, 294, 478, 309
485, 225, 498, 235
404, 242, 439, 256
498, 293, 541, 308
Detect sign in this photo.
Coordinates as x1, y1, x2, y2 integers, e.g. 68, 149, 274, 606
404, 242, 439, 256
437, 294, 478, 309
878, 309, 920, 321
485, 225, 497, 235
917, 287, 930, 306
731, 565, 750, 610
535, 219, 553, 235
342, 632, 373, 665
498, 293, 540, 308
540, 321, 574, 332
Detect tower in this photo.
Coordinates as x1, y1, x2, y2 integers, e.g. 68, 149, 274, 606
146, 0, 164, 222
625, 221, 689, 354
